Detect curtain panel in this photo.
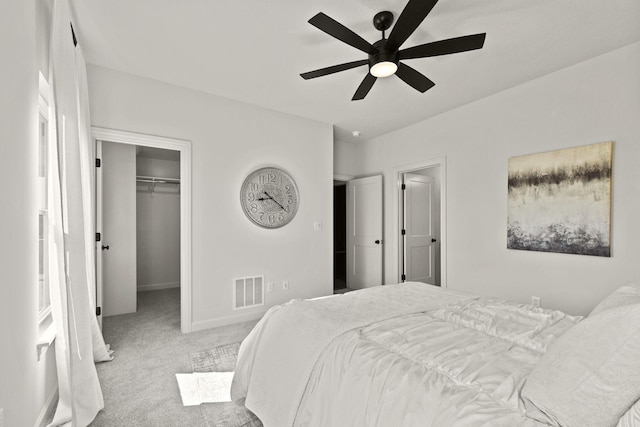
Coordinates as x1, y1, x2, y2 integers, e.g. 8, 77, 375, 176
48, 0, 113, 425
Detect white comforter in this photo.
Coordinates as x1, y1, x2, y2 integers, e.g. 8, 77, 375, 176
231, 282, 581, 427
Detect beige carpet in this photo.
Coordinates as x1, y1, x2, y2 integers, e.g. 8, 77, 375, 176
191, 342, 262, 427
90, 288, 258, 427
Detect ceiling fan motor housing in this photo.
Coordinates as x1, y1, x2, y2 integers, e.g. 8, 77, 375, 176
369, 39, 399, 69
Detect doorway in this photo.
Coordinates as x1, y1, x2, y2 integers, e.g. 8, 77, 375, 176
93, 127, 193, 333
394, 158, 447, 287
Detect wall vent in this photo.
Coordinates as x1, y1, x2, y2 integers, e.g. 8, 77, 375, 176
233, 276, 264, 310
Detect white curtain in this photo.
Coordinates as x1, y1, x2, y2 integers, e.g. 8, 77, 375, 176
48, 0, 113, 426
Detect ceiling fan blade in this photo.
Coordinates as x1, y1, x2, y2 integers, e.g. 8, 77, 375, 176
300, 60, 369, 80
352, 73, 377, 100
399, 33, 486, 60
386, 0, 439, 51
309, 12, 377, 55
395, 62, 435, 93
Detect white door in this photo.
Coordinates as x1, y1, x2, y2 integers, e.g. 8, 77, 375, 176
402, 173, 436, 284
347, 175, 383, 289
99, 141, 138, 317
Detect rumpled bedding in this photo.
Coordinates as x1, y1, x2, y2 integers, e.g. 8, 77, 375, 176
231, 283, 582, 427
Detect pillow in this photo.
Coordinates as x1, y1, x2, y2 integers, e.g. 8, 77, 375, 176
617, 400, 640, 427
522, 304, 640, 427
590, 283, 640, 317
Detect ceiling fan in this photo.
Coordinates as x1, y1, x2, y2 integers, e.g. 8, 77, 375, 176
300, 0, 486, 101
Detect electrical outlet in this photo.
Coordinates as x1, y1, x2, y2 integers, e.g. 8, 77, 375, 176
266, 282, 274, 293
531, 296, 541, 308
282, 280, 289, 290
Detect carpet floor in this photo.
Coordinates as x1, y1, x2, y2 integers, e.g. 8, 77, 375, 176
191, 342, 262, 427
89, 288, 259, 427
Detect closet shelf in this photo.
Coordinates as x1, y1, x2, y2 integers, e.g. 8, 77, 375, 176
136, 175, 180, 185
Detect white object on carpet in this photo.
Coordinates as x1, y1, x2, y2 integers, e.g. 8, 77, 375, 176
176, 372, 234, 406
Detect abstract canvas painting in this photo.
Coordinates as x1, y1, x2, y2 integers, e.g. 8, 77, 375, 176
507, 142, 613, 257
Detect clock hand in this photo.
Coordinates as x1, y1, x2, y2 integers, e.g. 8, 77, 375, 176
263, 191, 287, 211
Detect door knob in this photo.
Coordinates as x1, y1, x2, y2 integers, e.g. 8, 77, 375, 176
375, 240, 382, 244
101, 245, 110, 251
431, 238, 437, 243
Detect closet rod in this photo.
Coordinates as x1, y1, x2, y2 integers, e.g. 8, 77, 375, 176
136, 175, 180, 185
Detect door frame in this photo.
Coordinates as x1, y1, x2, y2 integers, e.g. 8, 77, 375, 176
392, 157, 447, 287
93, 127, 193, 333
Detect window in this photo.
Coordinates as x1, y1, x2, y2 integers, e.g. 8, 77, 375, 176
38, 72, 51, 324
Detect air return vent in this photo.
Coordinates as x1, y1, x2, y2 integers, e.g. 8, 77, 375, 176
234, 276, 264, 310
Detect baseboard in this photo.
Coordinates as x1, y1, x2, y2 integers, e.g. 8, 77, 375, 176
190, 309, 267, 332
137, 282, 180, 292
35, 387, 58, 427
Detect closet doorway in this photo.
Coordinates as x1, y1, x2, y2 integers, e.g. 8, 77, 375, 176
94, 128, 192, 333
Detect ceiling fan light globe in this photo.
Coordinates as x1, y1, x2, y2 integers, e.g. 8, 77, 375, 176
370, 61, 397, 78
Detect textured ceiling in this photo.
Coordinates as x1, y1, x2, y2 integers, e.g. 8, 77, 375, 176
70, 0, 640, 144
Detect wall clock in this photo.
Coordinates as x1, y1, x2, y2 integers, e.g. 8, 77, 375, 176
240, 167, 299, 228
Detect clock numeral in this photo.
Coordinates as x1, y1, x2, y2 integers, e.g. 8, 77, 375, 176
259, 173, 277, 184
259, 212, 264, 221
247, 193, 255, 202
250, 203, 258, 213
278, 213, 284, 222
250, 183, 259, 192
285, 185, 292, 194
268, 215, 275, 224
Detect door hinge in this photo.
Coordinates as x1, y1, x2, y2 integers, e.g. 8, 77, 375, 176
401, 274, 406, 281
96, 158, 101, 167
401, 184, 406, 190
95, 232, 101, 242
401, 229, 406, 235
96, 307, 101, 316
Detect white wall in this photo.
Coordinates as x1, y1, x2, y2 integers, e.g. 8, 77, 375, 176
87, 65, 334, 329
0, 1, 58, 426
337, 42, 640, 316
136, 157, 181, 290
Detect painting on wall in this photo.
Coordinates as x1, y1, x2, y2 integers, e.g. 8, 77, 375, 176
507, 141, 613, 257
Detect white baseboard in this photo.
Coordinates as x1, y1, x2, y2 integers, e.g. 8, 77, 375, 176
190, 309, 267, 332
137, 282, 180, 292
35, 387, 58, 427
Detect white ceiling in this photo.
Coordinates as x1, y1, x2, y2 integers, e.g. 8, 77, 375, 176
70, 0, 640, 144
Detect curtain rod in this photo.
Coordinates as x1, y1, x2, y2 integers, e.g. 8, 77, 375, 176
136, 175, 180, 185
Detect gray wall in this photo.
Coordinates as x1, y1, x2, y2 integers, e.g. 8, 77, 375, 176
336, 42, 640, 316
136, 156, 181, 290
87, 65, 334, 330
0, 1, 59, 426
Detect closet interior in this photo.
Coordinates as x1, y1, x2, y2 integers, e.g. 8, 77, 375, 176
136, 146, 181, 295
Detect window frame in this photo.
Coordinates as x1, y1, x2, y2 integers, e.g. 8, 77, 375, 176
37, 72, 53, 348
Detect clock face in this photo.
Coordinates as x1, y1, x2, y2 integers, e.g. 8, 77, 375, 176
240, 167, 299, 228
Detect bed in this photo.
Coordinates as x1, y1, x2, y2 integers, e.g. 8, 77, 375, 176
231, 282, 640, 427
